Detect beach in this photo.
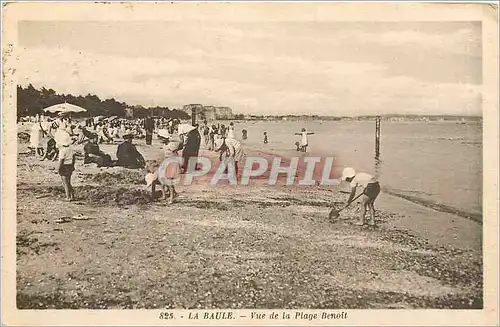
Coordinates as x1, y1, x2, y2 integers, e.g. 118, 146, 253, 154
16, 125, 483, 309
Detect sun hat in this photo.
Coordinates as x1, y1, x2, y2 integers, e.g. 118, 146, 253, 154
341, 167, 356, 180
122, 130, 134, 139
177, 123, 196, 135
157, 129, 171, 139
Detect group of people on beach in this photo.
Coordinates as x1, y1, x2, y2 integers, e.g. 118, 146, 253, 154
25, 114, 380, 226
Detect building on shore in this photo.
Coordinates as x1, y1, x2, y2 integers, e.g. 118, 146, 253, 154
202, 106, 217, 121
125, 107, 172, 118
182, 104, 234, 122
215, 107, 233, 120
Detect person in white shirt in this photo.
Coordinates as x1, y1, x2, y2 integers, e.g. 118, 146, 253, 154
57, 132, 76, 201
294, 128, 315, 152
341, 167, 380, 227
214, 136, 246, 176
29, 121, 43, 157
227, 122, 235, 139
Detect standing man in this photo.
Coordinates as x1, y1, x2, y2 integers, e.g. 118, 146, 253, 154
144, 114, 155, 145
177, 123, 201, 173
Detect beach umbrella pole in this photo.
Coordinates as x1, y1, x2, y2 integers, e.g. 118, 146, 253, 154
375, 116, 381, 159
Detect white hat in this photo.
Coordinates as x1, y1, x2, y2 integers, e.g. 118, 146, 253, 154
341, 167, 356, 180
145, 172, 158, 187
177, 123, 196, 135
122, 129, 134, 139
157, 129, 171, 139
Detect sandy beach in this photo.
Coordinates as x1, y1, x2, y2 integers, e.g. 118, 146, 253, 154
15, 135, 483, 309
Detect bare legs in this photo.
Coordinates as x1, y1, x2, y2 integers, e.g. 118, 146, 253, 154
360, 195, 376, 226
60, 175, 74, 201
166, 186, 177, 204
153, 182, 178, 204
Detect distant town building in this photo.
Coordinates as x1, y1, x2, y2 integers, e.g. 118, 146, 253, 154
182, 104, 234, 122
203, 106, 217, 121
214, 107, 233, 120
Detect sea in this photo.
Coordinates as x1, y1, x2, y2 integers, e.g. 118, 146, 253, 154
234, 120, 482, 220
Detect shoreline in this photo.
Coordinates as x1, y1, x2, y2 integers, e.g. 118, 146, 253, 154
238, 144, 482, 252
241, 142, 482, 223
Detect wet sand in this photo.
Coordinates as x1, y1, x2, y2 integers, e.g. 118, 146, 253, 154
16, 137, 482, 309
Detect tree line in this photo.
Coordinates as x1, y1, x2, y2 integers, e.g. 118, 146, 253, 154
17, 84, 189, 119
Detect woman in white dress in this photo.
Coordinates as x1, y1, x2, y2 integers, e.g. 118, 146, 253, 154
227, 122, 235, 139
294, 127, 315, 152
29, 121, 43, 157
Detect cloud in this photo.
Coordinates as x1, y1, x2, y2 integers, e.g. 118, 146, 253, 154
342, 28, 481, 57
16, 46, 481, 116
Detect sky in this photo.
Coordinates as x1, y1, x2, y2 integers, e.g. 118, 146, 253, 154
17, 21, 482, 116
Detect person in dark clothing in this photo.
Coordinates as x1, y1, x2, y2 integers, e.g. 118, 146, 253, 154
41, 137, 59, 161
208, 125, 218, 151
76, 125, 95, 144
116, 134, 146, 169
180, 127, 202, 173
220, 124, 227, 137
144, 116, 155, 145
84, 134, 114, 167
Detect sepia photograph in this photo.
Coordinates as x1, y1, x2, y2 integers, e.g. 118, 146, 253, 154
1, 2, 498, 326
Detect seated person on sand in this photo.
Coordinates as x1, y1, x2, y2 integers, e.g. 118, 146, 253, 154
41, 138, 59, 161
116, 133, 146, 169
101, 125, 114, 143
96, 123, 113, 143
76, 125, 96, 144
83, 133, 114, 167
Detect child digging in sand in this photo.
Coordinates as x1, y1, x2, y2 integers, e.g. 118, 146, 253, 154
158, 141, 181, 204
56, 132, 76, 201
148, 129, 180, 204
341, 167, 380, 227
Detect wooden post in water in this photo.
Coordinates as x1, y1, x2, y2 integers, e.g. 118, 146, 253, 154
191, 106, 197, 126
375, 116, 381, 159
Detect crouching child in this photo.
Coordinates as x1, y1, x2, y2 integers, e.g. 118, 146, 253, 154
341, 167, 380, 226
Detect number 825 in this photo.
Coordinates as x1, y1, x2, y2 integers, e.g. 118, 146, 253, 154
159, 312, 174, 319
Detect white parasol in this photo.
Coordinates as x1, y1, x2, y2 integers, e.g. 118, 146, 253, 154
43, 102, 87, 114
